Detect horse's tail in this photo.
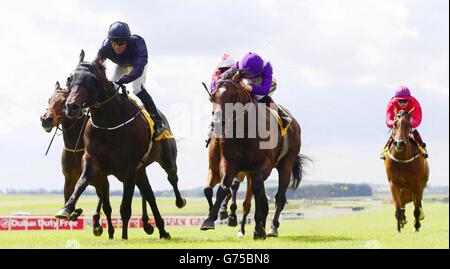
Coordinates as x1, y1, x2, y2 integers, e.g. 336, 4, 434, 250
290, 154, 312, 190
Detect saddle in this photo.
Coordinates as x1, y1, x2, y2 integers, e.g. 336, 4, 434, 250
267, 106, 291, 137
127, 96, 174, 141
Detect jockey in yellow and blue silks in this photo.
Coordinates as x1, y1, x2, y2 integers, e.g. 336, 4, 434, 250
93, 21, 167, 138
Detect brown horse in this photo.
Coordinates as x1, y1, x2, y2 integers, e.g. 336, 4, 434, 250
200, 72, 306, 239
206, 136, 253, 235
384, 110, 429, 232
56, 50, 185, 240
41, 81, 156, 238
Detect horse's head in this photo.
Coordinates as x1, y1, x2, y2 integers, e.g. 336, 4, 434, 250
211, 70, 252, 115
391, 110, 412, 152
65, 50, 109, 119
40, 81, 70, 132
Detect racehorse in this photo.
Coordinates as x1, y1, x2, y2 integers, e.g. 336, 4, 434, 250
206, 136, 253, 235
55, 50, 185, 239
200, 71, 306, 239
41, 81, 162, 238
384, 110, 429, 232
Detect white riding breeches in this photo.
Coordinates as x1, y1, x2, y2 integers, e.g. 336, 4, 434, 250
111, 64, 148, 95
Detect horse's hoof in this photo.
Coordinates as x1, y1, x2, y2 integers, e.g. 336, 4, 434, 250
268, 227, 278, 237
228, 215, 238, 227
160, 232, 171, 240
237, 231, 245, 238
55, 208, 72, 219
176, 198, 187, 209
200, 219, 215, 231
253, 229, 267, 240
219, 210, 229, 220
93, 226, 103, 237
69, 208, 83, 221
419, 208, 425, 221
143, 223, 154, 235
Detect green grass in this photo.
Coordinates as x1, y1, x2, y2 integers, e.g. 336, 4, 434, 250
0, 195, 448, 249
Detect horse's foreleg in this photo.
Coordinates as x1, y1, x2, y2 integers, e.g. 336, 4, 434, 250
201, 160, 238, 231
120, 169, 136, 240
239, 177, 253, 237
100, 180, 115, 239
389, 181, 403, 232
227, 179, 240, 226
56, 155, 98, 220
204, 169, 217, 212
63, 175, 76, 204
252, 160, 272, 240
413, 189, 424, 232
92, 187, 103, 237
137, 170, 170, 239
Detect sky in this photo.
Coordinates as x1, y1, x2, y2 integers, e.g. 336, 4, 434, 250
0, 0, 448, 192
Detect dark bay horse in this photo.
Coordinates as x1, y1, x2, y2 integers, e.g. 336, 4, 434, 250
206, 136, 253, 235
200, 72, 306, 239
56, 50, 185, 240
41, 81, 157, 238
384, 110, 429, 232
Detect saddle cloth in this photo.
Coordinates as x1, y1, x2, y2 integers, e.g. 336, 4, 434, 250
127, 96, 174, 141
267, 106, 291, 137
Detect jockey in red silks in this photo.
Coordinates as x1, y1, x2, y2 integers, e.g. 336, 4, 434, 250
210, 53, 235, 92
205, 54, 236, 146
381, 86, 428, 159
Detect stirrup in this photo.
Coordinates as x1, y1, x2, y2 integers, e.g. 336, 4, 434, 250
153, 122, 168, 139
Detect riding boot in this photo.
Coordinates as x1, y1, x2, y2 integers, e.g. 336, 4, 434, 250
136, 89, 168, 139
277, 106, 291, 128
412, 129, 428, 158
258, 96, 291, 128
380, 136, 393, 160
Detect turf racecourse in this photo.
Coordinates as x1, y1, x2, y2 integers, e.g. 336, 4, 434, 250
0, 195, 448, 249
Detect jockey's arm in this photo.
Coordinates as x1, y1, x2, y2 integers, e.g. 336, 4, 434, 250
386, 100, 395, 129
409, 97, 422, 128
117, 41, 148, 85
251, 63, 273, 96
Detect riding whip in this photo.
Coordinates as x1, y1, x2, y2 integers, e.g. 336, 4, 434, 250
201, 82, 212, 100
44, 124, 59, 156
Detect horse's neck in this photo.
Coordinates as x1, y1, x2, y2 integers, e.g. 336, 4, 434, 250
390, 139, 414, 159
90, 93, 137, 127
61, 117, 85, 149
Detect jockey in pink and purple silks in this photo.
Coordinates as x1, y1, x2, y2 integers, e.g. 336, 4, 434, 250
205, 52, 290, 146
381, 86, 428, 159
226, 52, 290, 125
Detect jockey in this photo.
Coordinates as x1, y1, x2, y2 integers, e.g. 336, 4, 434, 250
205, 54, 236, 147
229, 52, 289, 126
381, 86, 428, 159
210, 53, 236, 92
93, 21, 167, 138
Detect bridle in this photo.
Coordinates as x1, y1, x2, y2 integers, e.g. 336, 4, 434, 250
387, 111, 420, 163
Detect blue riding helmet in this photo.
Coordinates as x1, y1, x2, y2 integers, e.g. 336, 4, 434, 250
238, 52, 264, 78
107, 21, 131, 40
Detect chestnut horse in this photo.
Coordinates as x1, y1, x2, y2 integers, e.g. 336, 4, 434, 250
56, 50, 185, 240
200, 72, 306, 239
384, 110, 429, 232
206, 136, 253, 235
41, 81, 163, 238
